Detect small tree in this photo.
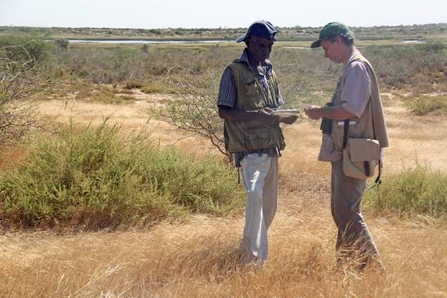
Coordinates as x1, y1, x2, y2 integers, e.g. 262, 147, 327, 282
157, 68, 231, 162
0, 36, 46, 143
141, 44, 149, 53
54, 38, 69, 51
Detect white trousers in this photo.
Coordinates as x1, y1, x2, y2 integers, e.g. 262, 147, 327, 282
240, 153, 278, 262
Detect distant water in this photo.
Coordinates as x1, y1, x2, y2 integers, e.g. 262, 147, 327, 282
403, 40, 425, 43
68, 39, 231, 44
54, 39, 427, 45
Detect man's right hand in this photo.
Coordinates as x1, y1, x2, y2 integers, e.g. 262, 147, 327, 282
304, 106, 322, 120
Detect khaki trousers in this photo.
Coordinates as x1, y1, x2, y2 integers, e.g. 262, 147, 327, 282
331, 160, 382, 267
240, 153, 278, 262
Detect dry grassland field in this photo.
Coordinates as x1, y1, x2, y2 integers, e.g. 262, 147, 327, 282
1, 31, 447, 297
0, 89, 446, 297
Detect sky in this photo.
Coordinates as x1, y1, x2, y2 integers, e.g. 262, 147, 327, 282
1, 0, 446, 29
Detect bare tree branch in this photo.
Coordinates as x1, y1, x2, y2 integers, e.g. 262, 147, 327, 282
153, 68, 232, 162
0, 38, 45, 143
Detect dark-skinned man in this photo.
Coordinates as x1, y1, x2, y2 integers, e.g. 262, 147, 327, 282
217, 20, 297, 267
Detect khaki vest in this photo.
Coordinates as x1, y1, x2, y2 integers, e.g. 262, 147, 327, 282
224, 60, 285, 153
330, 53, 389, 152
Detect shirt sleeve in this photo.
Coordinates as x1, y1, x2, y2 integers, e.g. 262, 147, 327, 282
217, 67, 237, 108
276, 85, 284, 106
341, 61, 371, 118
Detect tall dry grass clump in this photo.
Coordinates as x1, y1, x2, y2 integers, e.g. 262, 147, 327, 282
403, 94, 447, 115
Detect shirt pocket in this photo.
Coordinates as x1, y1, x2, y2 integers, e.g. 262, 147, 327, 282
318, 134, 341, 162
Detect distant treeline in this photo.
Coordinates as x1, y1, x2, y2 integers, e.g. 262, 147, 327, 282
1, 23, 447, 41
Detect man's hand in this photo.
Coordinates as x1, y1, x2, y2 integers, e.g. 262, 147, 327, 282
257, 109, 280, 125
304, 105, 357, 121
304, 106, 322, 120
219, 106, 299, 125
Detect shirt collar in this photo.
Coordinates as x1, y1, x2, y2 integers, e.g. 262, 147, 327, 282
344, 49, 360, 68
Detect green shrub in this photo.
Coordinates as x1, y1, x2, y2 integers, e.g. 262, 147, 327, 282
0, 120, 244, 229
124, 80, 143, 89
404, 95, 447, 115
364, 44, 447, 92
141, 83, 163, 94
54, 38, 69, 51
140, 44, 149, 53
419, 41, 446, 53
364, 162, 447, 217
0, 35, 49, 66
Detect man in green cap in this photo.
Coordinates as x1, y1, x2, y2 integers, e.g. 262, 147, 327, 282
305, 22, 389, 270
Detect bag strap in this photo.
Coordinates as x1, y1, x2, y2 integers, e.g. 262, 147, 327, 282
366, 99, 382, 188
340, 65, 383, 187
342, 119, 350, 149
370, 100, 382, 187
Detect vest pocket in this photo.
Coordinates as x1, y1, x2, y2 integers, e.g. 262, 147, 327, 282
243, 125, 274, 149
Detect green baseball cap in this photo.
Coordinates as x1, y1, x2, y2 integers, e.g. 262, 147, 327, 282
311, 22, 354, 48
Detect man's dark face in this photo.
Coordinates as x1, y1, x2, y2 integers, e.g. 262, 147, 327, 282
246, 36, 274, 65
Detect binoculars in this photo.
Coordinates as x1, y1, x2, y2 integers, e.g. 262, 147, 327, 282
320, 102, 333, 134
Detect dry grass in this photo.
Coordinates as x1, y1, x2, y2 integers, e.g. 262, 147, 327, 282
1, 203, 446, 297
1, 93, 446, 297
382, 93, 447, 174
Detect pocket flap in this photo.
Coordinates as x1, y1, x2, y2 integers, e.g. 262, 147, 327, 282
245, 125, 270, 139
347, 138, 381, 162
242, 75, 255, 84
